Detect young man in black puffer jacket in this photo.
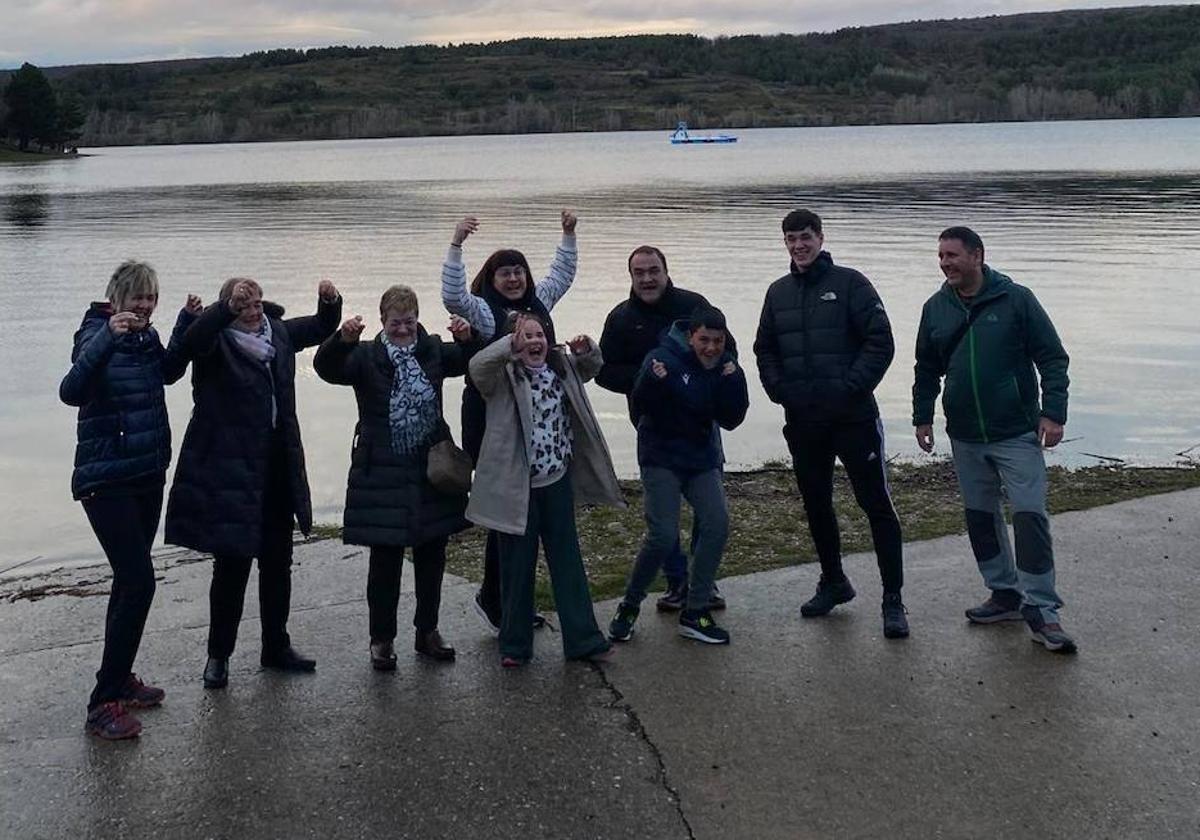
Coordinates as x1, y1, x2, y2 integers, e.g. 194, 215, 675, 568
754, 209, 909, 639
597, 245, 736, 611
607, 305, 748, 645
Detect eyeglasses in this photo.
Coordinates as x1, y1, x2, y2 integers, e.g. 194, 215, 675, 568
494, 266, 527, 280
631, 267, 663, 279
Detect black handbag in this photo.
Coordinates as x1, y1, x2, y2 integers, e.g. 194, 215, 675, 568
427, 436, 473, 495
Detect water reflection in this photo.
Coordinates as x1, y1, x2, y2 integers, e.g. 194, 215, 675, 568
4, 190, 48, 228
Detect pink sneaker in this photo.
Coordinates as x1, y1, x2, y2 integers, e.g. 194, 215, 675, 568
85, 701, 142, 740
120, 674, 165, 708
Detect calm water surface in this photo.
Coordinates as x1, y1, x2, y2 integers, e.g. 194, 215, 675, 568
3, 119, 1199, 573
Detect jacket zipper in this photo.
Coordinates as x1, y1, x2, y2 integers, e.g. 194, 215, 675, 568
968, 327, 988, 443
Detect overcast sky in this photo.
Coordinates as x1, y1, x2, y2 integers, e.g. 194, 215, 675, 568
2, 1, 1192, 68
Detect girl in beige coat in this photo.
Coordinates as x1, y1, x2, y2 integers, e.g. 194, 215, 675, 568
467, 313, 623, 666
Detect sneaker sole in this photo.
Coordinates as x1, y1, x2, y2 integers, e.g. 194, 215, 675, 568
883, 626, 910, 639
609, 628, 635, 643
472, 599, 500, 638
800, 595, 855, 618
678, 626, 730, 645
655, 601, 685, 613
123, 696, 164, 709
965, 610, 1023, 624
1031, 632, 1078, 654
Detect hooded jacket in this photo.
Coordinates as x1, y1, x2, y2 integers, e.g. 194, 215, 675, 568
913, 265, 1069, 443
631, 321, 749, 473
754, 251, 894, 424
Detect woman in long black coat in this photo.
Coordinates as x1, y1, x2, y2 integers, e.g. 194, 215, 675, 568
60, 260, 200, 739
165, 276, 341, 689
314, 285, 474, 670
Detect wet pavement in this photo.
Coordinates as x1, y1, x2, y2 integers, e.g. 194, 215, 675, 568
2, 489, 1198, 839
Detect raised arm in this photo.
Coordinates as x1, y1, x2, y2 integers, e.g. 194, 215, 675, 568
59, 316, 116, 407
441, 215, 497, 340
161, 295, 203, 385
468, 335, 515, 398
284, 281, 343, 350
313, 315, 366, 386
564, 334, 602, 383
533, 210, 578, 310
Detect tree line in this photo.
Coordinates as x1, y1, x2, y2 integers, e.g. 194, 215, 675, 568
3, 5, 1199, 147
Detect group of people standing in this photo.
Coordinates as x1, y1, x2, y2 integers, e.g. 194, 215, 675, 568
62, 207, 1075, 741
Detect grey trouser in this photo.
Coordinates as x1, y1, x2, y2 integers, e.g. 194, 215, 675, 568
624, 466, 729, 612
950, 431, 1064, 623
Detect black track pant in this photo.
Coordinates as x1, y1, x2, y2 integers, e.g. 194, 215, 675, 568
784, 416, 904, 594
82, 487, 163, 709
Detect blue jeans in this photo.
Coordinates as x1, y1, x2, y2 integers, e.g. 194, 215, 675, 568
624, 466, 729, 612
950, 432, 1064, 623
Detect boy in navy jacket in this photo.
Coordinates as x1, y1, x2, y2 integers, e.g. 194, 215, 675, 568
609, 306, 748, 645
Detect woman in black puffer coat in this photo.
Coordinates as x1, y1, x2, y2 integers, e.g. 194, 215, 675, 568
165, 276, 341, 689
60, 260, 201, 740
314, 285, 474, 670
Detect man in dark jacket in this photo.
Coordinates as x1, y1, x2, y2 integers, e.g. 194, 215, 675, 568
754, 209, 908, 639
914, 226, 1075, 654
607, 305, 748, 645
597, 245, 735, 610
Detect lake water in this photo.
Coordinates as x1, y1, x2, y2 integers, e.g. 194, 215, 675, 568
3, 118, 1200, 574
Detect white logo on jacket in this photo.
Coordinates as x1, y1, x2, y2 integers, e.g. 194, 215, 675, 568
821, 291, 838, 301
682, 373, 691, 385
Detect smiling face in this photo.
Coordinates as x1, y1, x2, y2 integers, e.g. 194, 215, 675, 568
938, 237, 985, 295
117, 289, 158, 329
235, 290, 264, 332
784, 226, 824, 271
515, 318, 548, 367
492, 263, 529, 302
629, 251, 669, 304
382, 307, 418, 347
688, 326, 726, 369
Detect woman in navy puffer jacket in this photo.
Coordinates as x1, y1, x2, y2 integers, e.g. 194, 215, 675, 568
60, 260, 200, 740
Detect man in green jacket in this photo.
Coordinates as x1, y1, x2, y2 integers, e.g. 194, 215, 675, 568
913, 227, 1076, 654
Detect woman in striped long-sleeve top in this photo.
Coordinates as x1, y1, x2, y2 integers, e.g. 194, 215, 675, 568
440, 209, 579, 633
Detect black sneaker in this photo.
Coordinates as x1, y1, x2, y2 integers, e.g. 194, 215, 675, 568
678, 609, 730, 645
608, 602, 639, 642
800, 576, 856, 617
655, 579, 687, 612
1023, 607, 1078, 654
882, 593, 909, 639
965, 596, 1023, 624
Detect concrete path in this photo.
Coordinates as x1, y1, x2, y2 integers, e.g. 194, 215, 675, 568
1, 489, 1197, 839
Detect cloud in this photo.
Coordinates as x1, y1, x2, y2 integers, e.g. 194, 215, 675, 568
2, 0, 1195, 67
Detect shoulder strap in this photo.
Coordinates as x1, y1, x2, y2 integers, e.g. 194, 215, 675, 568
939, 302, 990, 371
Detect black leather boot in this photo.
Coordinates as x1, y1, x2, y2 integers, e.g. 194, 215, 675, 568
203, 657, 228, 689
261, 645, 316, 672
414, 629, 456, 662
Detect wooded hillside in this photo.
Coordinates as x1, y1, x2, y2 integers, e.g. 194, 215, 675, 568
4, 5, 1199, 146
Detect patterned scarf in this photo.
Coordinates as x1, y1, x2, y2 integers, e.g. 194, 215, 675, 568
383, 336, 440, 454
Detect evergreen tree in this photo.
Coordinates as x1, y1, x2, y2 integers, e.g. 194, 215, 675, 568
3, 63, 58, 150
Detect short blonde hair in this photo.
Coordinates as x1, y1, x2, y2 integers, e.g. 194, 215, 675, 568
380, 284, 419, 319
106, 261, 159, 310
218, 276, 262, 302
